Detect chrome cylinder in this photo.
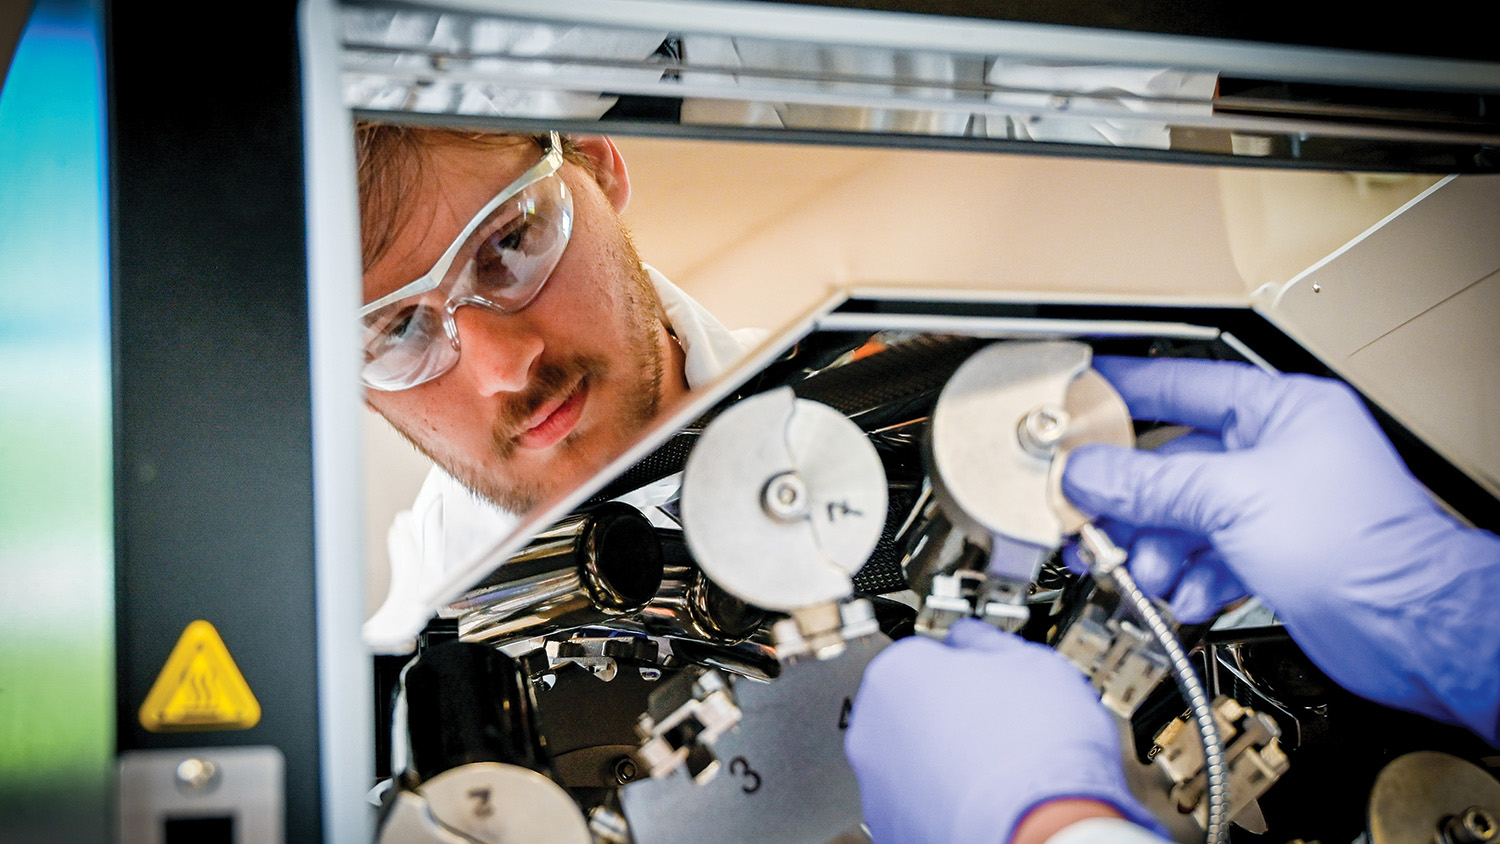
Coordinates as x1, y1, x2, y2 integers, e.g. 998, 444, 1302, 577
639, 563, 768, 644
454, 503, 665, 644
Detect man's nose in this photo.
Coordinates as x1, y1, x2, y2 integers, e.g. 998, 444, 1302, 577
449, 304, 543, 396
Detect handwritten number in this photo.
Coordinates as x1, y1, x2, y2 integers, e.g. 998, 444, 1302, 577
826, 500, 864, 521
467, 786, 494, 818
728, 756, 763, 794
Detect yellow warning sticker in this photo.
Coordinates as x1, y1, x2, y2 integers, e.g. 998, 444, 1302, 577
139, 620, 262, 732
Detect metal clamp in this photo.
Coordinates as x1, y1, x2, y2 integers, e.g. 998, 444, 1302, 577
914, 570, 1030, 638
770, 598, 880, 662
1055, 600, 1170, 718
1152, 696, 1290, 831
635, 669, 742, 783
542, 635, 666, 683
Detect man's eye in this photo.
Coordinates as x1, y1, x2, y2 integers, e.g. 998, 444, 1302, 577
369, 306, 428, 354
472, 220, 531, 287
386, 310, 416, 339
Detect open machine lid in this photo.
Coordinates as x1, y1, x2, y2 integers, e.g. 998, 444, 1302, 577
337, 0, 1499, 172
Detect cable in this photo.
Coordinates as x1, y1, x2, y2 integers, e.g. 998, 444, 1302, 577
1079, 524, 1229, 844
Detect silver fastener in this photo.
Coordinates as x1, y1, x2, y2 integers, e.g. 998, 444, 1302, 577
1018, 406, 1071, 457
174, 758, 220, 793
762, 472, 811, 521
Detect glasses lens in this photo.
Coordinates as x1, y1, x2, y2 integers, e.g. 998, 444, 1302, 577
445, 175, 573, 313
358, 151, 574, 392
361, 301, 457, 391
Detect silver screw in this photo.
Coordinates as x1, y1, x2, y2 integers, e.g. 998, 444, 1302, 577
174, 758, 219, 793
762, 472, 811, 521
1456, 807, 1498, 843
1019, 406, 1071, 457
1312, 283, 1322, 293
612, 756, 639, 784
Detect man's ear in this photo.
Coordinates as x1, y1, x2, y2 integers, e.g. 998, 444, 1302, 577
571, 135, 631, 212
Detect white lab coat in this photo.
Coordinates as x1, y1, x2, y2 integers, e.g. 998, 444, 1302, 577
1049, 817, 1173, 844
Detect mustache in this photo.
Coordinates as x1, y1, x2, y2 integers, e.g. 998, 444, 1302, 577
489, 356, 608, 456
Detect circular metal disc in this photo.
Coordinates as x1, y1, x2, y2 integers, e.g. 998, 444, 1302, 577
680, 388, 887, 612
1368, 752, 1500, 844
1050, 368, 1135, 534
421, 762, 592, 844
931, 341, 1131, 549
785, 397, 889, 573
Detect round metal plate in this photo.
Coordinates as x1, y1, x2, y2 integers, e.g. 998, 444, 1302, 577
930, 341, 1132, 549
1050, 368, 1135, 534
1368, 752, 1500, 844
680, 388, 887, 611
421, 762, 592, 844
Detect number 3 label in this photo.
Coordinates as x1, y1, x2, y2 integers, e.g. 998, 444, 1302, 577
728, 756, 763, 794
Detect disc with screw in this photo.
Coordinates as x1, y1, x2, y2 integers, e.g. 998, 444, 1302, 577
929, 341, 1133, 552
680, 388, 888, 612
1368, 752, 1500, 844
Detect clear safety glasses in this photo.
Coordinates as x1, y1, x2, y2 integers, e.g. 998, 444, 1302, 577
359, 132, 574, 391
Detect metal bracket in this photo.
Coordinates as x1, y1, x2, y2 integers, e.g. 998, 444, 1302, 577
543, 635, 667, 683
914, 570, 1030, 637
1152, 696, 1290, 831
1056, 600, 1171, 718
635, 669, 742, 783
770, 598, 880, 662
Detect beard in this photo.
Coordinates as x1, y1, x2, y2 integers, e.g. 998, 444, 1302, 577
428, 222, 668, 515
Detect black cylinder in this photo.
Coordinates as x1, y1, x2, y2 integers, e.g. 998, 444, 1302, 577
402, 641, 550, 784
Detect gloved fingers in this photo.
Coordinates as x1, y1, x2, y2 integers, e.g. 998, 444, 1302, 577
1127, 528, 1207, 599
845, 627, 1145, 844
1168, 549, 1249, 624
1061, 444, 1240, 539
1091, 356, 1294, 445
944, 617, 1025, 652
1149, 429, 1225, 456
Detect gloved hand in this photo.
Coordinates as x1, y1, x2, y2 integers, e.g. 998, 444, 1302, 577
1062, 356, 1500, 742
845, 619, 1165, 844
1063, 428, 1250, 624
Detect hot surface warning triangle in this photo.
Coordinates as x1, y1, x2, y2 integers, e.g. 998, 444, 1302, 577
139, 620, 261, 732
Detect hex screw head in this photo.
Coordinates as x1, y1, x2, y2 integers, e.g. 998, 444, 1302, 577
762, 472, 811, 521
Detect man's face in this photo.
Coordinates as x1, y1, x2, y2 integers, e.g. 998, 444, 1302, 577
362, 137, 688, 512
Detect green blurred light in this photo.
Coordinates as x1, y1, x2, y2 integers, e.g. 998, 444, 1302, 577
0, 1, 112, 842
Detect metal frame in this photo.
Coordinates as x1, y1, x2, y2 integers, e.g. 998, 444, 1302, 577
352, 0, 1500, 90
104, 0, 1498, 841
110, 0, 369, 841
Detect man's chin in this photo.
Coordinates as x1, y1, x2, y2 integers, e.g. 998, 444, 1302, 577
471, 430, 617, 516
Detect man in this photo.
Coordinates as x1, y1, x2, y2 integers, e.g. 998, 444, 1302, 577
357, 126, 762, 587
845, 357, 1500, 844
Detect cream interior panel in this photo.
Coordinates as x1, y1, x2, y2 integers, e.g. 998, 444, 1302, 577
621, 138, 1246, 330
1341, 268, 1500, 495
1260, 176, 1500, 359
1216, 170, 1443, 294
616, 138, 891, 283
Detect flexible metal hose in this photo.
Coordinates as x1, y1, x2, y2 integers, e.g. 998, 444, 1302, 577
1080, 524, 1229, 844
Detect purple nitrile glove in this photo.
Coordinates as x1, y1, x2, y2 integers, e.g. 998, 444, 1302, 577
844, 620, 1165, 844
1062, 356, 1500, 742
1062, 430, 1251, 624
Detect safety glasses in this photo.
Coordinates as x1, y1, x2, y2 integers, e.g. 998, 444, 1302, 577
360, 132, 574, 391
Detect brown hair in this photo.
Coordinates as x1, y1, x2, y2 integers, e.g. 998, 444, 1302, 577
354, 123, 596, 271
